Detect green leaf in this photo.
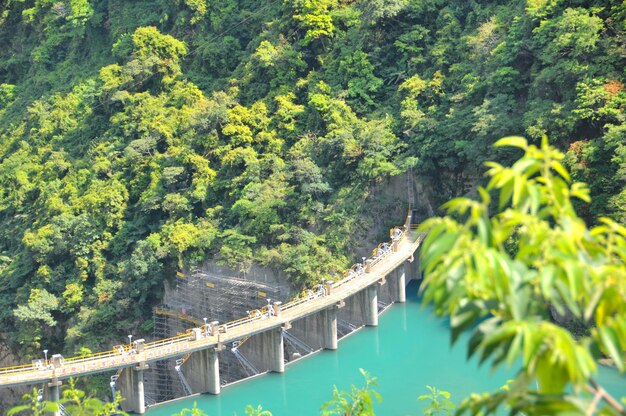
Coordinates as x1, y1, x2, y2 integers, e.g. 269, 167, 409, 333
422, 232, 459, 266
550, 160, 570, 182
494, 136, 528, 149
450, 301, 480, 345
598, 326, 624, 372
506, 330, 523, 367
7, 405, 30, 416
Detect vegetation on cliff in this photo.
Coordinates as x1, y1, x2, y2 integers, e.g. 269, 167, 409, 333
0, 0, 624, 364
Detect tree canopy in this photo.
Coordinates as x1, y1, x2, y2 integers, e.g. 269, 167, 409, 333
0, 1, 624, 405
420, 137, 626, 415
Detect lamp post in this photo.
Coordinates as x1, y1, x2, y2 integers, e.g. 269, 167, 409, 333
203, 317, 208, 336
128, 334, 133, 349
43, 349, 48, 367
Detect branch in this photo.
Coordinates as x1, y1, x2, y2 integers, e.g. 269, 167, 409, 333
585, 378, 626, 415
586, 387, 603, 416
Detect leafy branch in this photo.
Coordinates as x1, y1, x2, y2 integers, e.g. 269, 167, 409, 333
419, 137, 626, 415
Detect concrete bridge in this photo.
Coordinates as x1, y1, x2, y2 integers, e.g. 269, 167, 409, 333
0, 219, 424, 414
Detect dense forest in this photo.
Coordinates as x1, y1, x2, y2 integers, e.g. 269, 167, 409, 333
0, 0, 624, 364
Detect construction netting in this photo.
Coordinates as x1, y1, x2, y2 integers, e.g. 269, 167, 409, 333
145, 266, 293, 404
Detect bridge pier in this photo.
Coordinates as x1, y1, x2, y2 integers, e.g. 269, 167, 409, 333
271, 327, 285, 373
207, 348, 220, 394
241, 327, 284, 374
119, 363, 148, 414
395, 264, 407, 303
183, 347, 221, 394
136, 364, 146, 415
44, 379, 61, 416
323, 306, 338, 350
364, 284, 378, 327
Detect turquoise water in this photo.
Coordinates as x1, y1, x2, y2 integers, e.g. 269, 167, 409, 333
148, 282, 626, 416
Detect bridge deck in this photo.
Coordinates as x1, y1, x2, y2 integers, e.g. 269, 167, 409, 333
0, 231, 423, 388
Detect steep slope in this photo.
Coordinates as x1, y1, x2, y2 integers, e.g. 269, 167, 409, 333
0, 0, 623, 362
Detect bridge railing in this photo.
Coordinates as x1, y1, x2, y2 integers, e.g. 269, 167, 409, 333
0, 217, 417, 380
222, 314, 261, 332
144, 333, 194, 350
0, 363, 41, 376
332, 226, 405, 291
281, 287, 326, 313
63, 349, 122, 366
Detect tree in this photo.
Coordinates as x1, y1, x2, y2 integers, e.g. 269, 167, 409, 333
8, 379, 126, 416
292, 0, 338, 45
7, 389, 58, 416
419, 137, 626, 415
60, 378, 127, 416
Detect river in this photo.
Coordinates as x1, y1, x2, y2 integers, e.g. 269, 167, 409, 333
148, 281, 626, 415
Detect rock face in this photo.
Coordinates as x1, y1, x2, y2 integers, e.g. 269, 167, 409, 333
0, 344, 29, 414
352, 172, 435, 259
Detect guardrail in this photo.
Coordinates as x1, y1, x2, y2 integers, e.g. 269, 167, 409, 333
0, 363, 41, 375
333, 226, 405, 291
0, 221, 418, 383
144, 333, 195, 350
281, 287, 326, 313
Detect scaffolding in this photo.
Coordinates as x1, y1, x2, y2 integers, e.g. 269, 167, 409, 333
159, 270, 291, 325
144, 261, 385, 405
146, 268, 293, 405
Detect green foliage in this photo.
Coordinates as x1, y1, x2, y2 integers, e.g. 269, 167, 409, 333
419, 386, 455, 416
0, 83, 15, 108
292, 0, 338, 44
7, 389, 58, 416
0, 1, 625, 408
244, 405, 273, 416
419, 137, 626, 415
360, 0, 409, 24
13, 288, 59, 327
8, 380, 126, 416
321, 368, 382, 416
60, 378, 127, 416
336, 50, 383, 110
173, 403, 208, 416
102, 26, 187, 93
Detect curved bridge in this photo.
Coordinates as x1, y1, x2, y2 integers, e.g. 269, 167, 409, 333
0, 219, 424, 414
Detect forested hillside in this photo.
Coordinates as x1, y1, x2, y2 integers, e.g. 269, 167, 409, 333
0, 0, 623, 360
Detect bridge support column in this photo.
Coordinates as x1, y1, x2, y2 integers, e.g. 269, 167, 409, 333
396, 264, 407, 303
364, 284, 378, 327
182, 347, 221, 395
46, 379, 61, 416
207, 348, 220, 394
323, 307, 338, 350
271, 328, 285, 373
136, 364, 146, 415
119, 363, 148, 414
239, 327, 284, 373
